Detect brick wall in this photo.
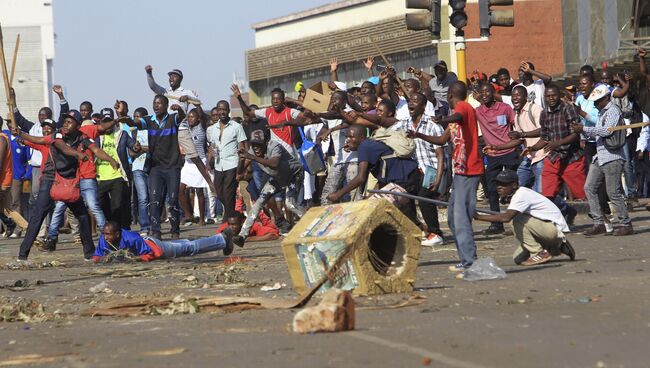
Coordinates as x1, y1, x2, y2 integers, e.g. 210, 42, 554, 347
461, 0, 565, 80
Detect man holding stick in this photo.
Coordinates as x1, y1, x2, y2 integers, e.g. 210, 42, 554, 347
474, 170, 576, 266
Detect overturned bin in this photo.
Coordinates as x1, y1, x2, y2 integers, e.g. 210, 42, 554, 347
281, 199, 422, 296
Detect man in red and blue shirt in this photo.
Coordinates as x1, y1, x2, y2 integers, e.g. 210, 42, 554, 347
94, 222, 234, 262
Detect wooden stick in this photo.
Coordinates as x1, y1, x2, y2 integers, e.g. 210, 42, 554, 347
9, 34, 19, 87
0, 23, 17, 130
608, 121, 649, 132
370, 39, 409, 98
164, 94, 202, 106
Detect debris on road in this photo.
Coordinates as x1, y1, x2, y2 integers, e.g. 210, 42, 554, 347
293, 289, 355, 334
89, 281, 112, 294
260, 282, 284, 291
461, 257, 507, 281
0, 297, 51, 323
141, 348, 187, 356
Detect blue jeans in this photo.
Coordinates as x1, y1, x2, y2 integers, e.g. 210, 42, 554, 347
152, 235, 226, 258
149, 166, 181, 234
48, 178, 106, 238
622, 142, 636, 197
133, 170, 150, 232
448, 175, 480, 268
240, 173, 305, 238
517, 157, 544, 193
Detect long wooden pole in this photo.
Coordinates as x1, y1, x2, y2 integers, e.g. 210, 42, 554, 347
0, 23, 17, 130
9, 34, 19, 87
370, 39, 409, 98
608, 121, 649, 132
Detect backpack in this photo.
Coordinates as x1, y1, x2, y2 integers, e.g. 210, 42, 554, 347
370, 127, 416, 179
297, 127, 326, 175
370, 127, 416, 157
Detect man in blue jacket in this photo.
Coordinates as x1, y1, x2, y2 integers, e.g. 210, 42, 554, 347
93, 222, 234, 263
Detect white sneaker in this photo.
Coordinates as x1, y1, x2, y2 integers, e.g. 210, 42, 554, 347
605, 222, 614, 233
422, 233, 444, 246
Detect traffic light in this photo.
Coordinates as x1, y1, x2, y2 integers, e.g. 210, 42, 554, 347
405, 0, 441, 39
479, 0, 515, 37
448, 0, 467, 30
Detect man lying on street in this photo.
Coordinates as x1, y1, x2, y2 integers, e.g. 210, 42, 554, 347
93, 221, 234, 263
473, 170, 576, 266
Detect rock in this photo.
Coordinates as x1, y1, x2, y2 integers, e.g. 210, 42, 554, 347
292, 289, 355, 334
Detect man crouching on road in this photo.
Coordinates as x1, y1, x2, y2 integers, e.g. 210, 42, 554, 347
93, 222, 234, 263
473, 170, 576, 266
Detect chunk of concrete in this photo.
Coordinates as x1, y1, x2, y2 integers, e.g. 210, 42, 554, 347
292, 289, 355, 334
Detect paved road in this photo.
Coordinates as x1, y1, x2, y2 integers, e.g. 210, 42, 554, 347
0, 208, 648, 367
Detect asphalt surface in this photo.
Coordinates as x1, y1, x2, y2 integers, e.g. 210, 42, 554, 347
0, 205, 649, 368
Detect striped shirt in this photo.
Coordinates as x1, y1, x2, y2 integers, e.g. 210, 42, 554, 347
582, 101, 626, 166
187, 123, 207, 161
394, 114, 445, 171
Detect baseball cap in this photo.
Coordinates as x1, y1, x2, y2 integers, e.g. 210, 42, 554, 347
367, 76, 380, 85
588, 83, 611, 101
434, 60, 448, 70
294, 81, 304, 92
40, 118, 55, 128
494, 170, 519, 184
168, 69, 183, 78
66, 110, 82, 124
100, 108, 114, 122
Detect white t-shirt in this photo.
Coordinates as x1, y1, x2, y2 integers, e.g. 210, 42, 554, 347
516, 79, 546, 108
322, 115, 358, 165
507, 187, 570, 232
395, 97, 437, 122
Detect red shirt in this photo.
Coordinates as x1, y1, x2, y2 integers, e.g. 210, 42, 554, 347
42, 132, 97, 179
78, 125, 100, 179
264, 107, 298, 149
216, 220, 279, 238
475, 101, 516, 156
451, 101, 484, 176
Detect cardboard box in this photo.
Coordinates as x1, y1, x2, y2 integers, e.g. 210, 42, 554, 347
302, 81, 334, 113
281, 200, 422, 296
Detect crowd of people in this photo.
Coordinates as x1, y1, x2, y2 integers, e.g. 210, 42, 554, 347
1, 48, 650, 274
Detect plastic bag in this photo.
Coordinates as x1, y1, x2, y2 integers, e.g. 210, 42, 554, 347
462, 257, 507, 281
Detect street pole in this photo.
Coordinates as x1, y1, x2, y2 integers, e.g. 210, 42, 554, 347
455, 30, 467, 84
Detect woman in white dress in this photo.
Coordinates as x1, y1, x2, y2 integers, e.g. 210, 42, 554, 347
179, 107, 209, 226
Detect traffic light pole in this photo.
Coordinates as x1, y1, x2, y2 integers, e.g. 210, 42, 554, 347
454, 31, 467, 85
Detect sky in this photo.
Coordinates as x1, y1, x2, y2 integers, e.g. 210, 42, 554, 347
53, 0, 332, 112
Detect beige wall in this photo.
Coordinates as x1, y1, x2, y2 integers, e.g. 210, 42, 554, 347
0, 0, 55, 118
255, 0, 417, 48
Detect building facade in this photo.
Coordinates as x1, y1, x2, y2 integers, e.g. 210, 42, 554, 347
0, 0, 55, 120
246, 0, 640, 106
246, 0, 437, 106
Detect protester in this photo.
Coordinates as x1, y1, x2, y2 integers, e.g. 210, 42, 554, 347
207, 100, 247, 222
524, 84, 584, 222
178, 106, 210, 226
410, 82, 484, 273
0, 118, 12, 230
474, 170, 576, 265
145, 66, 197, 113
93, 222, 234, 263
517, 61, 552, 108
571, 85, 634, 236
216, 212, 279, 242
476, 82, 518, 234
326, 124, 420, 223
123, 95, 186, 240
12, 113, 96, 262
96, 106, 140, 229
234, 132, 305, 244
